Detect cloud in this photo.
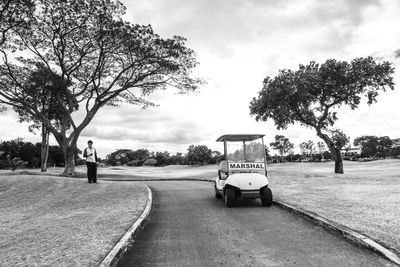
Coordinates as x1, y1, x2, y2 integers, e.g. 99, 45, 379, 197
2, 0, 399, 158
123, 0, 379, 58
80, 101, 213, 146
395, 49, 400, 58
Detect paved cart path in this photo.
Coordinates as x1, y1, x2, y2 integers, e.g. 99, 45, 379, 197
117, 181, 393, 267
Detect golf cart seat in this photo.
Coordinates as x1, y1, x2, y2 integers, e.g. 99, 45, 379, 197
219, 160, 229, 173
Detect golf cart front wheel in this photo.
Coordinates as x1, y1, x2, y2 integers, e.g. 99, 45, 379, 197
215, 186, 222, 199
260, 187, 273, 207
225, 188, 236, 207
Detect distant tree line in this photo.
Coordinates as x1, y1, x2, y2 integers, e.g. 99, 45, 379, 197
105, 145, 222, 167
269, 134, 400, 163
2, 134, 398, 170
0, 138, 83, 170
354, 136, 400, 159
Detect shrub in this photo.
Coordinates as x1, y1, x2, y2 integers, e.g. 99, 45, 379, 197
31, 157, 40, 168
0, 159, 10, 169
144, 158, 157, 166
127, 160, 144, 167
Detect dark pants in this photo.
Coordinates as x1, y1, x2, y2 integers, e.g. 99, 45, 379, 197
86, 162, 97, 183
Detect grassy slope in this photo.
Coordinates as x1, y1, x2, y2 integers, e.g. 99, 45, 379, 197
94, 160, 400, 253
268, 160, 400, 253
0, 175, 148, 266
1, 160, 399, 260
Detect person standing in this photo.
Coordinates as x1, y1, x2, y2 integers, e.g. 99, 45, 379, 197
83, 140, 98, 183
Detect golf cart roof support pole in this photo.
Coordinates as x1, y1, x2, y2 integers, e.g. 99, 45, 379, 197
223, 138, 227, 157
262, 136, 268, 176
243, 140, 247, 161
224, 138, 229, 173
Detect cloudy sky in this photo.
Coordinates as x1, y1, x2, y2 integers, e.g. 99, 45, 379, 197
1, 0, 400, 157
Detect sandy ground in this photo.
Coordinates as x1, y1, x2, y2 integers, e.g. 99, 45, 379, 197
0, 175, 148, 266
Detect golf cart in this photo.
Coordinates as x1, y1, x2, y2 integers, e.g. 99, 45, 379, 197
214, 134, 272, 207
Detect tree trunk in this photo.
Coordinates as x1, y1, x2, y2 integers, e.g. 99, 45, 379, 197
316, 130, 344, 174
62, 141, 77, 176
40, 124, 50, 172
332, 148, 343, 174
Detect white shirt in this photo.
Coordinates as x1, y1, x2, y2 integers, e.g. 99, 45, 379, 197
85, 147, 97, 163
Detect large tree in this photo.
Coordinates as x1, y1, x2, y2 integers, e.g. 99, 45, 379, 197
269, 135, 294, 163
0, 0, 202, 174
0, 0, 34, 112
354, 135, 379, 158
376, 136, 393, 158
0, 0, 34, 46
13, 64, 70, 172
250, 57, 394, 173
354, 135, 393, 158
317, 141, 326, 160
329, 129, 350, 165
186, 145, 212, 165
305, 140, 316, 156
299, 140, 316, 160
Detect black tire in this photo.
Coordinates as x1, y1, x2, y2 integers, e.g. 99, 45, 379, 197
215, 186, 222, 199
260, 187, 273, 207
225, 188, 236, 207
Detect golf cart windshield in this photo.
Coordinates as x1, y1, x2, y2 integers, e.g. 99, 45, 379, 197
226, 140, 265, 162
216, 134, 267, 174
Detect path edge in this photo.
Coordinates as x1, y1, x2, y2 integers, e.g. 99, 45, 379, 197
98, 185, 153, 267
273, 197, 400, 266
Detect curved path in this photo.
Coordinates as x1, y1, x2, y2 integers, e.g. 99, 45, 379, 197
117, 180, 393, 267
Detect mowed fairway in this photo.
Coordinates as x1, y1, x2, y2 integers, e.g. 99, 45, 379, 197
0, 175, 148, 266
118, 180, 394, 266
98, 159, 400, 255
269, 159, 400, 254
1, 159, 398, 265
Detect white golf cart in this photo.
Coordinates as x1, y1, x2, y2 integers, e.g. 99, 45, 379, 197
214, 134, 272, 207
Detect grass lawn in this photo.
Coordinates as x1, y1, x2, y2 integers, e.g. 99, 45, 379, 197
2, 159, 399, 262
268, 159, 400, 254
90, 160, 400, 255
0, 175, 148, 266
0, 164, 218, 181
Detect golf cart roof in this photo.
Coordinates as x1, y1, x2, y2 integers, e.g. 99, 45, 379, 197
216, 134, 265, 142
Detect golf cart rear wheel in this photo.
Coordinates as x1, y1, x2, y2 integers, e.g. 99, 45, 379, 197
261, 187, 273, 207
225, 188, 236, 207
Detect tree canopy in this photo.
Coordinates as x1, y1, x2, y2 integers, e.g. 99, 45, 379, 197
0, 138, 80, 169
269, 135, 293, 162
354, 135, 394, 158
0, 0, 34, 46
0, 0, 202, 174
317, 141, 326, 154
299, 140, 316, 156
329, 129, 350, 150
250, 57, 394, 173
187, 145, 213, 165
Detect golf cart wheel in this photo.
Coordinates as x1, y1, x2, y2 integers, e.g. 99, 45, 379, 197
215, 186, 222, 199
225, 188, 236, 207
260, 187, 273, 207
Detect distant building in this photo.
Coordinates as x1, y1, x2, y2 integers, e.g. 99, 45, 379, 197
341, 147, 361, 159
